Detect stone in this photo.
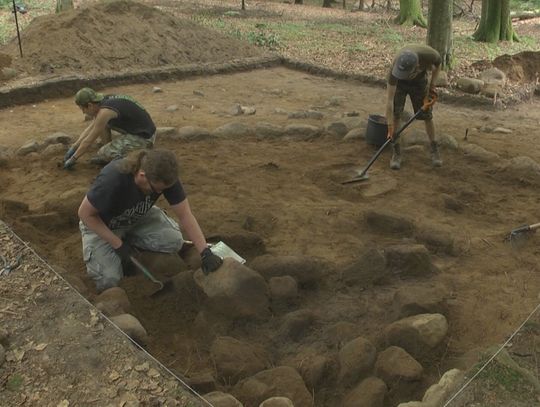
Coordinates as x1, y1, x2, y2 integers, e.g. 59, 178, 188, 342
324, 322, 361, 348
94, 287, 131, 317
213, 122, 252, 138
16, 140, 41, 156
110, 314, 148, 344
433, 71, 448, 87
41, 143, 65, 156
230, 104, 243, 116
194, 258, 270, 319
175, 126, 212, 141
186, 373, 216, 394
204, 391, 243, 407
241, 106, 256, 115
384, 314, 448, 358
269, 276, 298, 300
278, 309, 316, 341
288, 110, 324, 120
325, 122, 348, 137
422, 369, 464, 405
343, 128, 363, 141
259, 396, 294, 407
1, 67, 17, 79
18, 212, 68, 230
461, 144, 500, 162
341, 248, 388, 287
343, 376, 387, 407
165, 105, 178, 112
255, 122, 285, 139
393, 284, 448, 318
155, 127, 178, 138
375, 346, 424, 385
232, 366, 312, 407
414, 226, 455, 255
456, 77, 484, 94
338, 337, 377, 386
211, 336, 271, 384
384, 244, 436, 278
284, 124, 321, 140
479, 67, 506, 85
152, 87, 162, 93
0, 344, 5, 367
281, 348, 330, 390
44, 132, 72, 145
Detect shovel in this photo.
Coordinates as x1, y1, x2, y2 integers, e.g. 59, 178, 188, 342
342, 96, 436, 185
504, 222, 540, 244
129, 255, 174, 297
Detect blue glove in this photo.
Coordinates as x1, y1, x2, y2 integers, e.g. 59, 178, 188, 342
63, 156, 77, 170
63, 146, 76, 163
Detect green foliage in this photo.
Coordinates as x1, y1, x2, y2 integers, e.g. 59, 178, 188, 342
382, 29, 403, 43
246, 29, 281, 49
477, 362, 532, 396
510, 0, 540, 11
346, 43, 368, 54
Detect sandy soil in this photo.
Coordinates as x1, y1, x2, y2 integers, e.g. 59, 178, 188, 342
1, 66, 540, 405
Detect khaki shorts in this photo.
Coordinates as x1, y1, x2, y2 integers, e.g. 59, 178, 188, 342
393, 75, 433, 121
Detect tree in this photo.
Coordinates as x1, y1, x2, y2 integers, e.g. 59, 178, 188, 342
322, 0, 332, 7
427, 0, 452, 69
473, 0, 519, 42
396, 0, 427, 27
294, 0, 303, 4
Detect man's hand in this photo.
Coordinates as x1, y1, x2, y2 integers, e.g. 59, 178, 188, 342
63, 146, 77, 163
201, 247, 223, 275
386, 124, 395, 140
114, 242, 137, 276
63, 156, 77, 170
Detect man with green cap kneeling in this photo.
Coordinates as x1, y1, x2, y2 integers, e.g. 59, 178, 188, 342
63, 87, 156, 170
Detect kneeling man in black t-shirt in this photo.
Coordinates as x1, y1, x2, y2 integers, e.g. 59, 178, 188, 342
77, 148, 222, 292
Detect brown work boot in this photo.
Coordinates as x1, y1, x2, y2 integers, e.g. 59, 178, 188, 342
430, 141, 442, 167
390, 143, 401, 170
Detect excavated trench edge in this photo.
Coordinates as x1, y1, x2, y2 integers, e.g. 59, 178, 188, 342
0, 55, 532, 110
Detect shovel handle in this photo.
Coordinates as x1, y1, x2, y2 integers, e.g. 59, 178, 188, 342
129, 256, 164, 289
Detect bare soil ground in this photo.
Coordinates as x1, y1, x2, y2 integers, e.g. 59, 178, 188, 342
1, 1, 540, 406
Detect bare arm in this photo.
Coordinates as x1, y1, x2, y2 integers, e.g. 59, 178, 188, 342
72, 121, 95, 148
73, 108, 117, 159
169, 199, 208, 254
429, 64, 441, 90
78, 196, 122, 249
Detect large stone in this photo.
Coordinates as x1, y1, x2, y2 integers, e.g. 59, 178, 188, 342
343, 376, 387, 407
288, 110, 323, 120
375, 346, 423, 385
44, 132, 72, 146
255, 122, 285, 139
414, 226, 455, 255
456, 77, 484, 94
94, 287, 131, 317
259, 397, 294, 407
325, 121, 348, 137
281, 348, 331, 390
284, 124, 321, 140
204, 391, 243, 407
461, 144, 500, 162
433, 71, 448, 87
384, 244, 436, 278
278, 309, 316, 341
175, 126, 212, 141
187, 372, 217, 394
194, 258, 270, 319
41, 143, 66, 156
249, 255, 325, 285
43, 187, 87, 224
269, 276, 298, 308
385, 314, 448, 358
343, 128, 363, 141
110, 314, 148, 344
422, 369, 464, 405
16, 140, 41, 156
341, 248, 388, 287
213, 122, 252, 138
393, 284, 448, 318
232, 366, 312, 407
338, 337, 377, 386
0, 343, 5, 368
324, 322, 362, 349
479, 67, 506, 86
211, 336, 271, 384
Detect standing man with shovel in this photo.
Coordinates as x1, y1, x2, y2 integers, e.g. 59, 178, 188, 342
77, 148, 222, 293
386, 44, 442, 170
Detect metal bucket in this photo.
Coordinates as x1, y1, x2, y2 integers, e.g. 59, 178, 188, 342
365, 114, 388, 147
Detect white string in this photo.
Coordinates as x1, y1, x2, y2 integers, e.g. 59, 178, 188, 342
1, 221, 215, 407
443, 302, 540, 406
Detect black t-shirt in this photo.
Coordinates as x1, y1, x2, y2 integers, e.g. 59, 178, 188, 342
86, 160, 186, 230
100, 95, 156, 139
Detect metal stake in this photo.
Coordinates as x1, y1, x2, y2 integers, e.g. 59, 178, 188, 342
12, 0, 23, 58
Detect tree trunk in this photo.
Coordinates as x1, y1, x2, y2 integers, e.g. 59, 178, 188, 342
473, 0, 519, 42
322, 0, 333, 7
359, 0, 364, 10
294, 0, 303, 4
396, 0, 427, 27
241, 0, 245, 10
427, 0, 452, 69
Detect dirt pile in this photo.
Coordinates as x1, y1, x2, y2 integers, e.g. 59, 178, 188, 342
493, 50, 540, 84
0, 0, 265, 78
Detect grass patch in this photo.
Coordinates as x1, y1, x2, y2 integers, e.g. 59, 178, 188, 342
511, 0, 540, 11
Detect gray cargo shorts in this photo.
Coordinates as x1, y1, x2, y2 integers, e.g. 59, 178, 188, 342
80, 206, 183, 292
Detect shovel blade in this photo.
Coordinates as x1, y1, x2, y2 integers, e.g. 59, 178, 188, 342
150, 280, 175, 298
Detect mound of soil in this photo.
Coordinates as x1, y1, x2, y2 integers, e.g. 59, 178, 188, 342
0, 0, 265, 79
493, 50, 540, 83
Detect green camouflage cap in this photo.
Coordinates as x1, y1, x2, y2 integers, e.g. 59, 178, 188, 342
75, 87, 104, 105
